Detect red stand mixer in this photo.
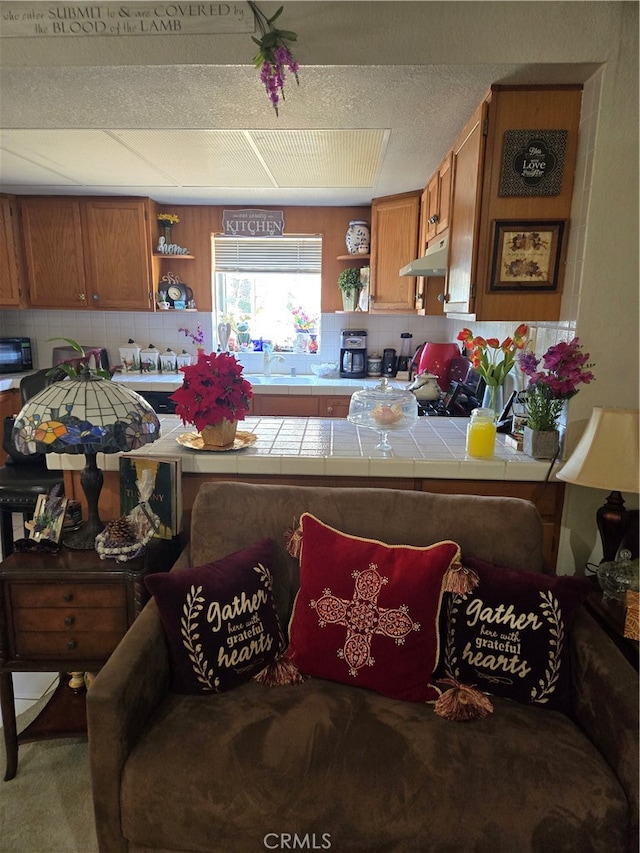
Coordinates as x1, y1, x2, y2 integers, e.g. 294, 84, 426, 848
411, 342, 461, 391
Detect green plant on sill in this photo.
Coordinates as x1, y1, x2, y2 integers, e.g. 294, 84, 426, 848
46, 337, 115, 380
337, 267, 362, 294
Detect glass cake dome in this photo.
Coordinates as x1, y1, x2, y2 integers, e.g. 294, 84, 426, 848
348, 377, 418, 452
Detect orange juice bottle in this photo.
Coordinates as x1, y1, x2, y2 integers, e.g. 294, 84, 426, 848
466, 408, 497, 458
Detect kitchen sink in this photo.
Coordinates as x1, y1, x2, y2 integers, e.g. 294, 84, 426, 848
243, 374, 316, 385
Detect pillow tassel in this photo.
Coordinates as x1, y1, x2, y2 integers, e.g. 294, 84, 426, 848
443, 561, 479, 595
434, 678, 493, 721
254, 655, 305, 686
285, 520, 303, 559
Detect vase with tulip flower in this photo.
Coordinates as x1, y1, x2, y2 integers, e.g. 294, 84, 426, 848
457, 324, 529, 419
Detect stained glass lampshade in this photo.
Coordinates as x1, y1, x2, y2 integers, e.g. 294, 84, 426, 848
12, 372, 161, 549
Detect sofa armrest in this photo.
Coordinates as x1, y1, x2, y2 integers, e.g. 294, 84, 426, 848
570, 607, 639, 852
87, 545, 192, 853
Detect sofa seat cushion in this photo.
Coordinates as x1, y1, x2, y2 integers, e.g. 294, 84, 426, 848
120, 680, 629, 853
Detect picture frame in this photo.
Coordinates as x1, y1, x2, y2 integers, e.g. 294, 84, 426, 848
489, 220, 565, 292
28, 492, 68, 544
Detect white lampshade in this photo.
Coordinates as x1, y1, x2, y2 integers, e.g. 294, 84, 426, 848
557, 407, 640, 493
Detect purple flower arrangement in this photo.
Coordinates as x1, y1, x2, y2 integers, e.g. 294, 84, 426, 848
518, 337, 595, 430
249, 2, 300, 115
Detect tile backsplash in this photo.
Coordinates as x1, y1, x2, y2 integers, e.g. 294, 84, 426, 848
1, 308, 574, 379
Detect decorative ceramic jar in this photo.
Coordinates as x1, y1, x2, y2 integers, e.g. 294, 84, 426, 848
159, 349, 177, 373
140, 345, 159, 373
201, 419, 238, 448
176, 351, 192, 369
523, 426, 560, 460
466, 408, 497, 459
345, 220, 370, 255
118, 340, 142, 373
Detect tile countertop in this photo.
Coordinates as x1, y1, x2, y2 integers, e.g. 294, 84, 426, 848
111, 372, 406, 396
47, 414, 561, 482
0, 372, 407, 396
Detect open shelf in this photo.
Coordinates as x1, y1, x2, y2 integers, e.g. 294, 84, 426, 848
336, 254, 370, 261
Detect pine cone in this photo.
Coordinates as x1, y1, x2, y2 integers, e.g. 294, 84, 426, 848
107, 516, 135, 542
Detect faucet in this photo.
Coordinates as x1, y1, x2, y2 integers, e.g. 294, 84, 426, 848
262, 340, 285, 376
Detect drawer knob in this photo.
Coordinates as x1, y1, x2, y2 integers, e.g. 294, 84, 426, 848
67, 640, 76, 650
63, 593, 73, 602
64, 616, 75, 627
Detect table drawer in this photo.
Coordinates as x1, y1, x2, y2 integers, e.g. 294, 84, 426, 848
13, 607, 128, 634
14, 630, 125, 659
10, 583, 125, 609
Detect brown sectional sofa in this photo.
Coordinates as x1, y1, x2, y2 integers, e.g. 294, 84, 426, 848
87, 482, 639, 852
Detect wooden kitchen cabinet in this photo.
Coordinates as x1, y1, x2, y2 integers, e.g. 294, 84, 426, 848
445, 101, 489, 315
19, 196, 154, 311
421, 153, 452, 245
444, 85, 582, 319
369, 190, 421, 313
251, 394, 352, 418
82, 198, 154, 311
0, 196, 24, 309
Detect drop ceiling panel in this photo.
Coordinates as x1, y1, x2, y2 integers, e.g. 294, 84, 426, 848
0, 146, 78, 187
0, 129, 175, 186
250, 130, 387, 188
112, 129, 275, 187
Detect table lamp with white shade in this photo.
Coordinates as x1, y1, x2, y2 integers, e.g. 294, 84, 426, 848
11, 371, 161, 549
556, 407, 639, 563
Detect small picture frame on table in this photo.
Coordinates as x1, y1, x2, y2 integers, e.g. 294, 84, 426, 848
489, 220, 565, 293
28, 492, 68, 544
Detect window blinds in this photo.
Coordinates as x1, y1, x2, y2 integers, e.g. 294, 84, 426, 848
213, 236, 322, 273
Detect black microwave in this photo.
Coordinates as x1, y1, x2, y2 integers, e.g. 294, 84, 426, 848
0, 337, 34, 374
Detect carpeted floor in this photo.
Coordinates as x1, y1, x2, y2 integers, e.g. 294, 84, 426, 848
0, 694, 98, 853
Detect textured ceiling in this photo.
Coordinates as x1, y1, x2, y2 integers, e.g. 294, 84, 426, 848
0, 62, 596, 206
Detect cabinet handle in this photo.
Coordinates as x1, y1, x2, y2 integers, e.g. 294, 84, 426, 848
437, 292, 449, 304
327, 406, 333, 414
63, 593, 73, 602
428, 214, 439, 224
64, 616, 75, 627
92, 293, 99, 302
67, 640, 76, 650
78, 293, 86, 302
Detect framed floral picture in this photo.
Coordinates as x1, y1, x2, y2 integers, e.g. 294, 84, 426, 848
489, 220, 565, 292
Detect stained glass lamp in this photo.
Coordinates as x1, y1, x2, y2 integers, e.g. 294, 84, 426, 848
11, 371, 160, 549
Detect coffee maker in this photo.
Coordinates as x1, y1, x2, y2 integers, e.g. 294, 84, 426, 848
340, 329, 367, 378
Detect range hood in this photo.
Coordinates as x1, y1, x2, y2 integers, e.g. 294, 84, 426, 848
399, 234, 448, 277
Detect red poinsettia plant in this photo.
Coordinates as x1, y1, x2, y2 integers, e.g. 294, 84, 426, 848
170, 352, 253, 431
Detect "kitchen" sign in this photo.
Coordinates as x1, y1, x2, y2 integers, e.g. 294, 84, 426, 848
222, 209, 285, 237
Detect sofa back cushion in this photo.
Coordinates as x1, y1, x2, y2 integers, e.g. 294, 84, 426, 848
188, 483, 545, 626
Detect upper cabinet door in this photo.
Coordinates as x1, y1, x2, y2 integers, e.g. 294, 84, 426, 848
445, 101, 488, 315
0, 196, 23, 308
369, 190, 421, 313
19, 197, 89, 309
82, 199, 153, 311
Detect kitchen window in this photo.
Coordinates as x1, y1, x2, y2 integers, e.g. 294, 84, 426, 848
213, 236, 322, 352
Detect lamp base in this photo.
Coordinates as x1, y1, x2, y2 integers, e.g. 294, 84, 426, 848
597, 490, 630, 564
63, 519, 105, 550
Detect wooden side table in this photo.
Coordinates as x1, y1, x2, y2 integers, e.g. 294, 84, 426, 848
585, 589, 639, 672
0, 538, 179, 780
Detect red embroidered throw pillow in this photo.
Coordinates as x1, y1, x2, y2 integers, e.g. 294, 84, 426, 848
286, 513, 462, 703
145, 539, 286, 695
435, 556, 590, 711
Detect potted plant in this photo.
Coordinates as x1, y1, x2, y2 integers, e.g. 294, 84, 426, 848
338, 267, 362, 311
170, 351, 253, 447
518, 337, 595, 459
